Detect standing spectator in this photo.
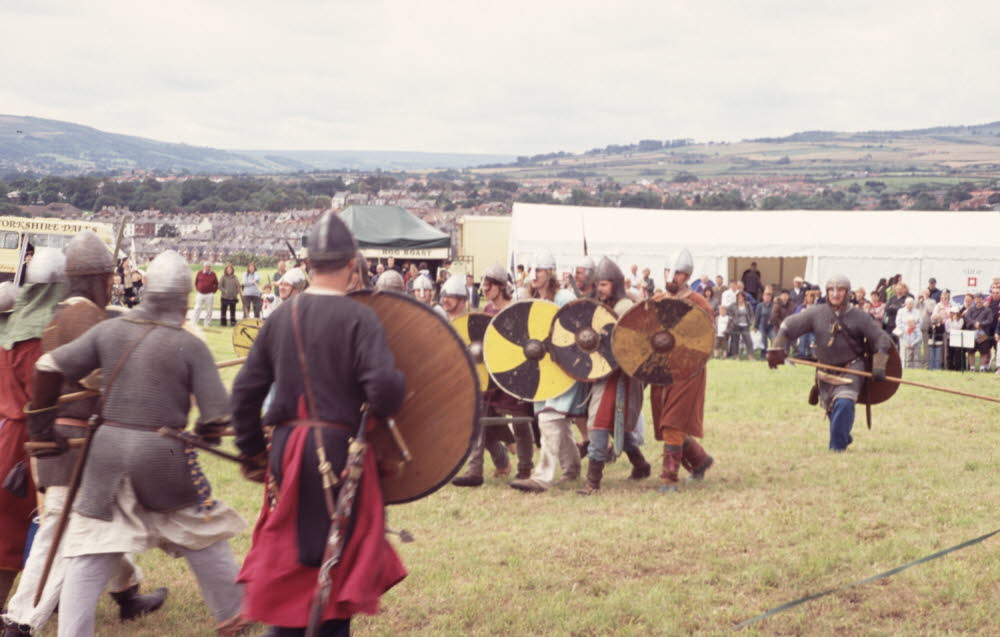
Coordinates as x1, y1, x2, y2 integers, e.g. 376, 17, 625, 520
868, 290, 887, 325
192, 261, 218, 327
964, 292, 993, 371
465, 274, 479, 309
714, 306, 730, 359
386, 256, 399, 273
753, 289, 774, 358
272, 260, 287, 284
404, 263, 419, 292
372, 263, 385, 287
769, 289, 794, 347
702, 285, 720, 317
627, 264, 642, 296
242, 262, 263, 318
110, 274, 125, 306
795, 290, 820, 358
900, 319, 922, 368
789, 276, 807, 309
927, 277, 942, 303
714, 275, 725, 292
218, 263, 240, 327
641, 267, 655, 299
516, 264, 527, 286
123, 270, 143, 308
987, 280, 1000, 371
928, 290, 951, 370
945, 306, 965, 370
260, 283, 277, 318
720, 280, 739, 307
918, 290, 937, 366
853, 287, 867, 307
883, 282, 913, 344
740, 261, 763, 301
895, 297, 922, 342
727, 293, 754, 359
691, 274, 714, 295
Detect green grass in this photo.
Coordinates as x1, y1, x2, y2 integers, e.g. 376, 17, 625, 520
36, 332, 1000, 636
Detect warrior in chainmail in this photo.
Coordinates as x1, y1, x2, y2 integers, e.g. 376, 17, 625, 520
578, 257, 651, 495
231, 211, 407, 637
649, 249, 716, 492
572, 255, 597, 298
27, 250, 251, 637
767, 273, 892, 451
3, 232, 167, 637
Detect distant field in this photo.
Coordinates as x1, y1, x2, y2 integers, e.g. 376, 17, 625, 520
37, 326, 1000, 636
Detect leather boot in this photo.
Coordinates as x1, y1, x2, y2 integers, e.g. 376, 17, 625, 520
509, 478, 547, 493
808, 384, 819, 405
451, 473, 484, 487
681, 438, 713, 481
515, 429, 534, 479
0, 569, 17, 612
109, 584, 168, 622
493, 465, 511, 479
625, 448, 651, 480
658, 444, 683, 493
577, 460, 604, 495
1, 619, 32, 637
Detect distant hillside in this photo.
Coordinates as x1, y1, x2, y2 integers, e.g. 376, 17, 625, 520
749, 121, 1000, 144
237, 149, 517, 172
0, 115, 516, 175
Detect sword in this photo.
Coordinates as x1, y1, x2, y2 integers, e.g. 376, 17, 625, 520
156, 427, 255, 466
788, 357, 1000, 405
306, 415, 369, 637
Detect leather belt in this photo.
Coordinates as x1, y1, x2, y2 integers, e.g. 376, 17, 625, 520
281, 419, 352, 432
54, 418, 90, 428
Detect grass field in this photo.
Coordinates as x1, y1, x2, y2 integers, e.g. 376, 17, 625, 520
34, 327, 1000, 636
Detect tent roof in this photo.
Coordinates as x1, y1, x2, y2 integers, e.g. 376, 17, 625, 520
509, 203, 1000, 263
340, 205, 450, 250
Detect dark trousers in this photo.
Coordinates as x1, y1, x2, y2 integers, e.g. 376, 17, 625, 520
271, 618, 350, 636
220, 298, 238, 326
828, 398, 854, 451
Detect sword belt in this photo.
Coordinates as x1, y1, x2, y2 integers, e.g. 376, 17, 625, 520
54, 418, 90, 428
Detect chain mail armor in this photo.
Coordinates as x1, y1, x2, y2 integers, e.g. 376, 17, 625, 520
43, 314, 230, 520
775, 303, 891, 409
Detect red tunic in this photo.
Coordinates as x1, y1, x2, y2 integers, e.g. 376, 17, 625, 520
237, 422, 407, 627
649, 290, 712, 440
0, 339, 41, 571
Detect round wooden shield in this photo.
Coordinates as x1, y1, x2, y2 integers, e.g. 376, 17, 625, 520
549, 298, 618, 382
483, 299, 574, 402
349, 290, 481, 505
612, 297, 713, 384
860, 346, 902, 405
232, 318, 264, 356
452, 312, 491, 392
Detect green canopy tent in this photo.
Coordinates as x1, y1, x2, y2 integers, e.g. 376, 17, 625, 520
339, 205, 451, 260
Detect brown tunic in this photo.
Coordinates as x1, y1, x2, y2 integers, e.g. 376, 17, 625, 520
649, 289, 712, 439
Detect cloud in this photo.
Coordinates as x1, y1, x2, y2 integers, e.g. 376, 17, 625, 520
2, 1, 1000, 154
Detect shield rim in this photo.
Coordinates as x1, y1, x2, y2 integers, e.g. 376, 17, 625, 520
860, 345, 902, 405
349, 289, 482, 505
610, 295, 713, 385
483, 298, 574, 402
548, 297, 619, 383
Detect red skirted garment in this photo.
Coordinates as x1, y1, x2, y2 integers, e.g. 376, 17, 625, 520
238, 423, 407, 627
590, 370, 641, 432
0, 339, 41, 571
650, 290, 712, 440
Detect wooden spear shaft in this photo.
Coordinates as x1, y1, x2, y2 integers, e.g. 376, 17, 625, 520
788, 357, 1000, 405
52, 357, 247, 406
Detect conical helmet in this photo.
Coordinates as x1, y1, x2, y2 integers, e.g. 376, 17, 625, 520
307, 211, 358, 264
65, 230, 114, 277
145, 250, 191, 294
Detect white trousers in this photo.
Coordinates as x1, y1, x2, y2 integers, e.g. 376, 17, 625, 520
529, 411, 581, 487
3, 487, 140, 631
192, 292, 215, 326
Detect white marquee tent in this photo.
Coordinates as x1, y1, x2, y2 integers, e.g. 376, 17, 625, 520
507, 203, 1000, 293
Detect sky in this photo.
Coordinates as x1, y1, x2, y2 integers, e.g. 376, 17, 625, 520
3, 0, 999, 155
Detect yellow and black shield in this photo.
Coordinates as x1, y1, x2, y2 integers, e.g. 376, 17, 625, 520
483, 299, 574, 402
612, 297, 713, 385
452, 312, 491, 392
549, 298, 619, 382
232, 318, 264, 357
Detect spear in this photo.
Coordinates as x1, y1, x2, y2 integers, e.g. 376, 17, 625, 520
788, 358, 1000, 405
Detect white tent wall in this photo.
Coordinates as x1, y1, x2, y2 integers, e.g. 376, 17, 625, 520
507, 203, 1000, 293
